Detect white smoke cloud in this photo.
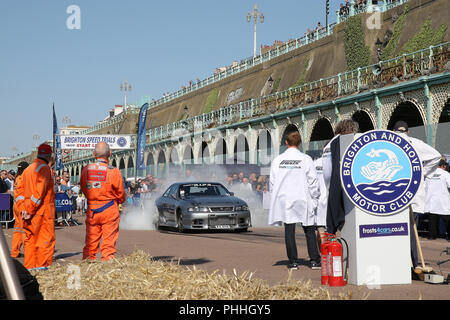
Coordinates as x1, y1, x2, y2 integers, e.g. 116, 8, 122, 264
119, 164, 270, 230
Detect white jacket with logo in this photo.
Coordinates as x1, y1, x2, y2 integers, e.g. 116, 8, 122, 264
314, 157, 328, 227
402, 135, 441, 214
268, 147, 320, 226
424, 167, 450, 215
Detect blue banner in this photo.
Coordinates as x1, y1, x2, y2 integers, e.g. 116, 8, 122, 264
136, 103, 148, 170
55, 193, 73, 212
53, 104, 63, 170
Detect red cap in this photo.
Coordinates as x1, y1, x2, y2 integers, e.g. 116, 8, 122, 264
38, 143, 52, 155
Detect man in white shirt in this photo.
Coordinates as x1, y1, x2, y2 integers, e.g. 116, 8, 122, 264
5, 170, 15, 193
392, 121, 441, 269
424, 159, 450, 240
269, 131, 321, 270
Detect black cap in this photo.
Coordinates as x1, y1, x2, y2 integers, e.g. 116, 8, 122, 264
17, 162, 29, 175
8, 170, 16, 176
393, 120, 408, 132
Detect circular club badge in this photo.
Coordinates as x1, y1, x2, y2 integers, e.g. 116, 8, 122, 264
117, 137, 127, 148
341, 130, 422, 216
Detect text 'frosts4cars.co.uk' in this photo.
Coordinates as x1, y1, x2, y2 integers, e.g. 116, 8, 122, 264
155, 182, 252, 232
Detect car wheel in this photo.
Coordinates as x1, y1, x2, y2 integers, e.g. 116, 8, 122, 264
176, 211, 185, 233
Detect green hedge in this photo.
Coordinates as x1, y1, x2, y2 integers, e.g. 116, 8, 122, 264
270, 77, 282, 94
203, 88, 219, 114
344, 15, 371, 70
399, 18, 447, 55
292, 55, 310, 88
382, 4, 409, 60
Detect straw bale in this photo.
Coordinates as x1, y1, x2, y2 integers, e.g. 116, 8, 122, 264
31, 250, 351, 300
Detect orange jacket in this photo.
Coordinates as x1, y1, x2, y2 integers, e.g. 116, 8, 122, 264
22, 158, 55, 216
13, 175, 25, 213
80, 158, 126, 208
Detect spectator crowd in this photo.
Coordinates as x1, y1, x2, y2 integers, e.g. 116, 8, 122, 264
2, 152, 448, 240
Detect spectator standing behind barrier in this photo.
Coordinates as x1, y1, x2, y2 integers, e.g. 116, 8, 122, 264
6, 170, 15, 193
21, 143, 56, 270
61, 171, 71, 188
11, 161, 29, 258
269, 131, 321, 270
54, 176, 69, 226
80, 142, 126, 261
0, 170, 11, 224
424, 159, 450, 240
392, 121, 441, 270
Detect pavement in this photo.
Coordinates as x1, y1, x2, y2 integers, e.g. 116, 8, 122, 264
2, 214, 450, 300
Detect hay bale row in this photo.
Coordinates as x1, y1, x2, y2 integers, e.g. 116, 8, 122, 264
31, 250, 352, 300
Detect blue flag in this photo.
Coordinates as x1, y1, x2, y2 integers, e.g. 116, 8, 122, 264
136, 103, 148, 170
52, 104, 63, 170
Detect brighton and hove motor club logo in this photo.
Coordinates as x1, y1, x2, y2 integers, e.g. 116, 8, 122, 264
341, 130, 422, 216
117, 137, 127, 148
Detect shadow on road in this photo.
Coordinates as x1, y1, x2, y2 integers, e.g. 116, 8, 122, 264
152, 256, 212, 266
54, 252, 82, 260
273, 258, 310, 267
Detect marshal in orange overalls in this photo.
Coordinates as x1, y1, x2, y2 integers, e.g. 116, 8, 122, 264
80, 158, 126, 261
11, 174, 25, 258
22, 158, 56, 269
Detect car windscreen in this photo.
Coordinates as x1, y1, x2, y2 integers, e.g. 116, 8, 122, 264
179, 184, 229, 197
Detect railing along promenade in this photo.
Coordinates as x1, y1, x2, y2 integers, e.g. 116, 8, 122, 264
78, 0, 409, 139
147, 41, 450, 143
134, 0, 408, 109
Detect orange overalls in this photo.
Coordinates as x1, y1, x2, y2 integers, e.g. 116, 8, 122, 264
21, 158, 56, 269
11, 174, 25, 258
80, 158, 126, 261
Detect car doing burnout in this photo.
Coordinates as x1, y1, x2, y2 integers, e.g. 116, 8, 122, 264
155, 182, 251, 232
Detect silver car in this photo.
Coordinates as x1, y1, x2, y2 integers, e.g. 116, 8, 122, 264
155, 182, 251, 232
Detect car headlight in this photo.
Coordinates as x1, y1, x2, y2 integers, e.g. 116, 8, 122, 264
235, 205, 249, 211
188, 206, 209, 213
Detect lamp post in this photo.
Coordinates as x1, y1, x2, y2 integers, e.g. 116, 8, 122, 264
120, 80, 132, 111
247, 4, 264, 58
33, 134, 40, 148
62, 115, 71, 129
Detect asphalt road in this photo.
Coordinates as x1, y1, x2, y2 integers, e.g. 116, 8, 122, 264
3, 214, 450, 300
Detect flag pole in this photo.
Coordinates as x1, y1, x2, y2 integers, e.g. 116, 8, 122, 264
52, 103, 56, 174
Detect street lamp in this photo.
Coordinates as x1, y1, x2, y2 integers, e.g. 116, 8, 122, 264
120, 80, 132, 110
33, 134, 40, 148
62, 115, 71, 129
247, 4, 264, 58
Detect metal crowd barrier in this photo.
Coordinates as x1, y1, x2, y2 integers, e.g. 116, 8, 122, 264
0, 194, 14, 229
55, 209, 80, 227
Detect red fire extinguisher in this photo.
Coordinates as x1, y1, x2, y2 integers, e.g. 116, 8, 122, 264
320, 233, 334, 285
327, 238, 346, 287
321, 241, 330, 285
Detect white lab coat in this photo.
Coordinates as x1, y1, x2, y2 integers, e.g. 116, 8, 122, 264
268, 147, 320, 226
314, 157, 328, 227
401, 134, 441, 214
321, 135, 337, 190
424, 167, 450, 215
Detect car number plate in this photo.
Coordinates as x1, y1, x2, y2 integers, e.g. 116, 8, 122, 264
214, 225, 231, 229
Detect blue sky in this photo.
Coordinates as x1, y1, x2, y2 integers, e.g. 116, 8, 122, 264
0, 0, 343, 157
